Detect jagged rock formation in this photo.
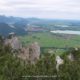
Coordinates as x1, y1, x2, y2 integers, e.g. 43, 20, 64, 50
56, 50, 77, 71
4, 33, 22, 50
18, 42, 40, 64
18, 47, 29, 61
29, 42, 40, 62
56, 56, 64, 71
4, 33, 40, 63
68, 53, 74, 61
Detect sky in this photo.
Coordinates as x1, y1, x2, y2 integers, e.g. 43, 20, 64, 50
0, 0, 80, 20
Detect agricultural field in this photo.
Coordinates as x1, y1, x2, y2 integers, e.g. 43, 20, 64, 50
19, 32, 80, 55
19, 32, 80, 48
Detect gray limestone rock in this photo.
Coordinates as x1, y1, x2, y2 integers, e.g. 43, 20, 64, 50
17, 42, 40, 64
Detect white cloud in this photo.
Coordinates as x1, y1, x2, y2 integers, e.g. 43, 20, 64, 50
0, 0, 80, 19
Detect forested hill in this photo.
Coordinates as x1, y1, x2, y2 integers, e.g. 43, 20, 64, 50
0, 35, 80, 80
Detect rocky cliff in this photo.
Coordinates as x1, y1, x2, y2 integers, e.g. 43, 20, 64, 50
18, 42, 40, 64
4, 34, 22, 50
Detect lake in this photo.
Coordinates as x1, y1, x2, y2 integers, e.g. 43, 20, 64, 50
50, 30, 80, 35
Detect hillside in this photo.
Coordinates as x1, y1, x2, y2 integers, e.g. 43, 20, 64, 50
0, 23, 14, 36
0, 35, 80, 80
0, 22, 27, 36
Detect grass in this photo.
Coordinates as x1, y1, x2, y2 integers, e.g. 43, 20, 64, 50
19, 32, 80, 48
19, 32, 80, 55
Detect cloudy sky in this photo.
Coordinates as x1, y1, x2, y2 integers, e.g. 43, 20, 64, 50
0, 0, 80, 19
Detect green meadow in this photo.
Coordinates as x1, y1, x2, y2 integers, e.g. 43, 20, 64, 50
19, 32, 80, 48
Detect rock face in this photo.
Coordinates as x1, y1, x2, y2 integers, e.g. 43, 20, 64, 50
68, 53, 74, 61
18, 47, 29, 61
18, 42, 40, 64
4, 33, 22, 50
56, 56, 64, 71
29, 42, 40, 63
4, 33, 40, 63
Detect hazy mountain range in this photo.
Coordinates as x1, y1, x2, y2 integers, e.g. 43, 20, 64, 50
0, 15, 80, 36
0, 15, 41, 36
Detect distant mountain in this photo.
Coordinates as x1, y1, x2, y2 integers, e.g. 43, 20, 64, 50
13, 21, 27, 35
0, 22, 27, 36
0, 15, 41, 24
0, 15, 29, 36
0, 15, 80, 36
0, 16, 43, 36
0, 23, 14, 36
0, 15, 23, 23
